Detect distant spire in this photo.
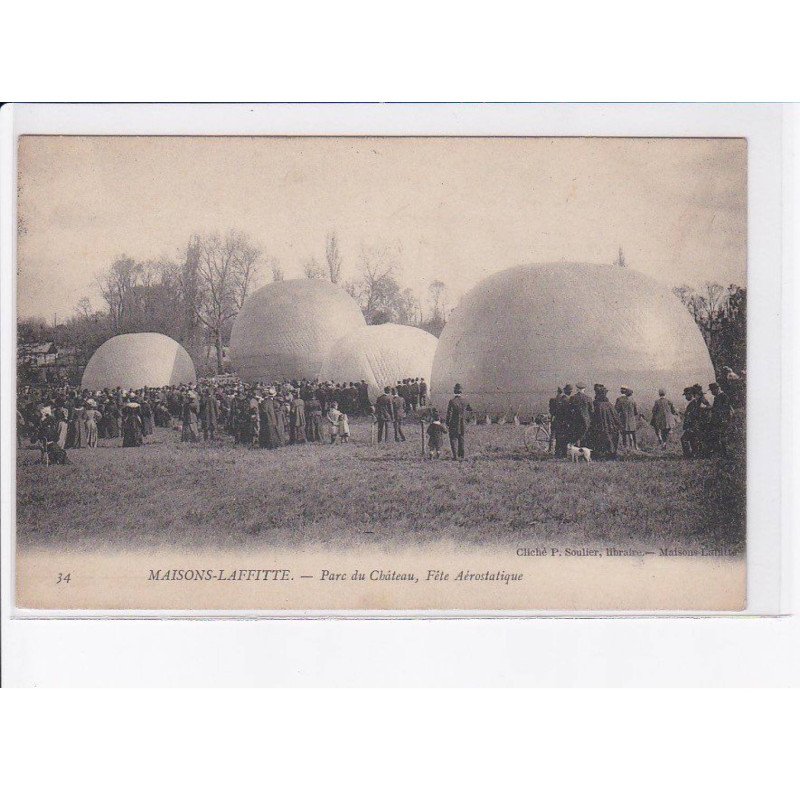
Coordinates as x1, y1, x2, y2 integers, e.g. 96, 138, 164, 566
614, 246, 627, 268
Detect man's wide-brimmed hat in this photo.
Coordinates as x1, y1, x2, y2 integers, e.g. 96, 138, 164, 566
563, 384, 573, 392
576, 382, 586, 390
453, 383, 462, 394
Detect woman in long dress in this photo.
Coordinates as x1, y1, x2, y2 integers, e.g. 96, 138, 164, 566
69, 402, 86, 449
181, 392, 200, 443
84, 402, 101, 448
121, 405, 143, 447
273, 395, 287, 446
290, 393, 306, 443
141, 397, 154, 436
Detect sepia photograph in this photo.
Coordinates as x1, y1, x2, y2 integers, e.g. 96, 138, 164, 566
13, 132, 748, 611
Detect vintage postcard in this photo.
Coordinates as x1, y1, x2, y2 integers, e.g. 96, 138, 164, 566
12, 129, 750, 612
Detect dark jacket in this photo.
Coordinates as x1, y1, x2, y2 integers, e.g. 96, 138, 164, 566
651, 397, 677, 431
569, 392, 592, 438
446, 395, 468, 436
589, 399, 621, 456
550, 394, 569, 434
375, 393, 394, 421
711, 391, 733, 425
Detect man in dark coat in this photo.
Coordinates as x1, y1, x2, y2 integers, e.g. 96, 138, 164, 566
391, 387, 406, 442
397, 381, 408, 412
419, 378, 428, 408
554, 384, 573, 456
409, 379, 420, 412
446, 383, 468, 460
681, 386, 702, 457
709, 382, 733, 456
259, 389, 281, 448
569, 382, 592, 446
374, 386, 394, 443
358, 380, 371, 414
588, 385, 621, 459
305, 395, 323, 442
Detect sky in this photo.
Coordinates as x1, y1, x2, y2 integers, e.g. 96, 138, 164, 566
17, 135, 747, 321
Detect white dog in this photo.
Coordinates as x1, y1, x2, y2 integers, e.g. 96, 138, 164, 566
567, 443, 592, 463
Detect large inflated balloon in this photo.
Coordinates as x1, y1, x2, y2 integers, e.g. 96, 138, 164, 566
81, 333, 196, 389
230, 279, 366, 383
430, 263, 715, 416
319, 323, 438, 400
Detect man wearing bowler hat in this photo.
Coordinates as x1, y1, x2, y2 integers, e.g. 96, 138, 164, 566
374, 386, 394, 444
446, 383, 469, 460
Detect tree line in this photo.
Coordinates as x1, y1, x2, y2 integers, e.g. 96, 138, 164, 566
18, 228, 745, 381
673, 282, 746, 378
17, 230, 454, 374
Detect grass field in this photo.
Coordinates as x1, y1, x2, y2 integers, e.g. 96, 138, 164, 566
16, 413, 746, 553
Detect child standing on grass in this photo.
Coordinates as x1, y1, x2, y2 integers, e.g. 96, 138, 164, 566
426, 411, 448, 459
327, 401, 342, 444
338, 411, 350, 443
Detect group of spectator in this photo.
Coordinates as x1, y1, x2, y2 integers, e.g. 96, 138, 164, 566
547, 382, 733, 460
18, 375, 430, 464
679, 382, 734, 458
19, 373, 735, 467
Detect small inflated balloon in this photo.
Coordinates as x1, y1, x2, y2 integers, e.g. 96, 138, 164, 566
81, 333, 196, 389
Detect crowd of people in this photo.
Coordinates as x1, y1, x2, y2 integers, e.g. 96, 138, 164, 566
18, 372, 735, 466
17, 376, 430, 465
546, 381, 734, 460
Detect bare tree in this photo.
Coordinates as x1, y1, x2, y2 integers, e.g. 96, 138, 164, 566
74, 296, 95, 321
325, 232, 342, 283
97, 256, 143, 333
428, 280, 448, 319
345, 243, 405, 323
673, 282, 746, 376
188, 230, 261, 373
420, 280, 449, 335
674, 282, 728, 338
266, 256, 284, 282
303, 256, 325, 280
